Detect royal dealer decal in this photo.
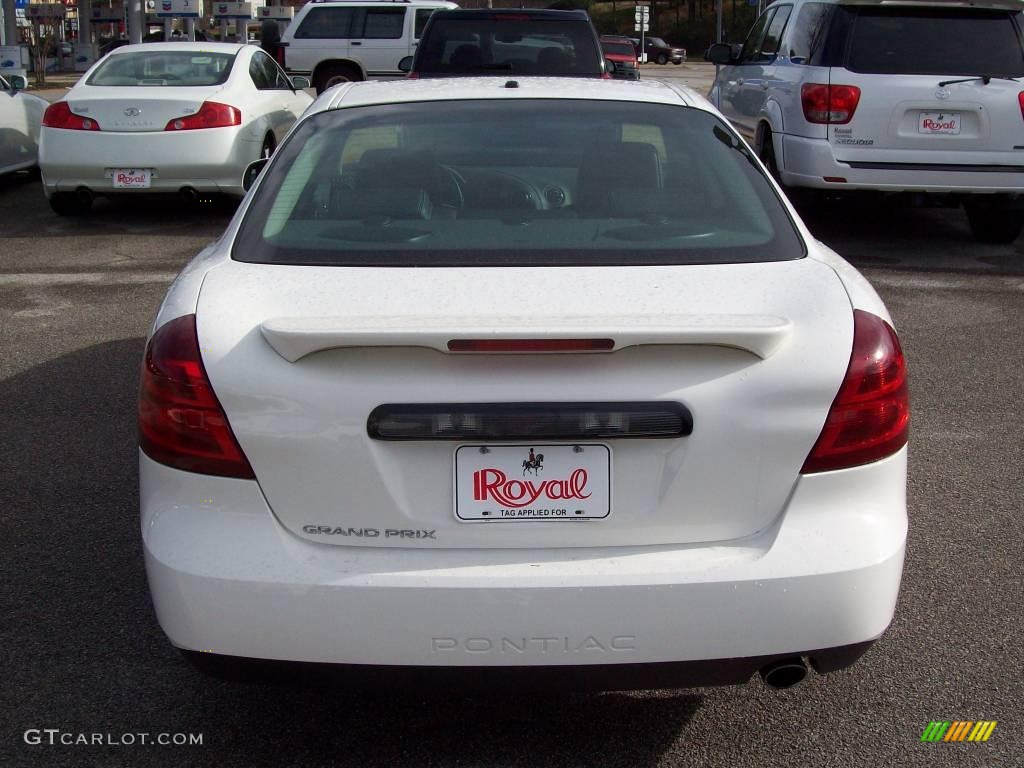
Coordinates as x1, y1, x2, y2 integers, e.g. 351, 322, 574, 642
832, 127, 874, 146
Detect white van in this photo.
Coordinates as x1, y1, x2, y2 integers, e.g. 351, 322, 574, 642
708, 0, 1024, 242
279, 0, 458, 93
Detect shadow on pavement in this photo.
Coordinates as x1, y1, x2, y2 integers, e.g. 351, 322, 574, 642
793, 195, 1024, 274
0, 337, 702, 768
0, 177, 238, 240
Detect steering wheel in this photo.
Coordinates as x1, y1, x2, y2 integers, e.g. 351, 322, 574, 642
435, 165, 466, 211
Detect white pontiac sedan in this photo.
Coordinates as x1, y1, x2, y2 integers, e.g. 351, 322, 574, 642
0, 73, 47, 176
140, 77, 909, 691
38, 42, 312, 215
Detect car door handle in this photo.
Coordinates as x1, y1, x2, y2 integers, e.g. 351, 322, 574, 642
351, 41, 362, 46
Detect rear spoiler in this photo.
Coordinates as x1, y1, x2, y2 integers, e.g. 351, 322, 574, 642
260, 314, 793, 362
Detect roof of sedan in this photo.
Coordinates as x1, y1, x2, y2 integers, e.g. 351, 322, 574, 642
323, 77, 701, 112
107, 41, 249, 55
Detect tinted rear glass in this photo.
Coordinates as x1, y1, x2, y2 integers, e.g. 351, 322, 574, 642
846, 8, 1024, 76
602, 42, 636, 57
415, 18, 602, 75
233, 99, 804, 267
87, 51, 235, 86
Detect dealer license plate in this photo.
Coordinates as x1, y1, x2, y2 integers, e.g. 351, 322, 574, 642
454, 444, 610, 521
918, 112, 961, 135
111, 168, 152, 188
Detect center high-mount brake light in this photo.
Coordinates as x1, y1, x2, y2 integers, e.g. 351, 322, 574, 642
165, 102, 241, 131
138, 314, 255, 479
801, 83, 861, 125
801, 310, 909, 473
42, 102, 101, 131
448, 338, 614, 353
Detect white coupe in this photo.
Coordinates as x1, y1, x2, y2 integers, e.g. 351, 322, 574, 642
140, 77, 909, 691
38, 42, 312, 215
0, 73, 47, 176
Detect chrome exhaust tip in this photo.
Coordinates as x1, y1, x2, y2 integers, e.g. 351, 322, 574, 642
759, 657, 808, 689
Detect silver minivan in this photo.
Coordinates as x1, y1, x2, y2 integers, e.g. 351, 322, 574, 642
708, 0, 1024, 242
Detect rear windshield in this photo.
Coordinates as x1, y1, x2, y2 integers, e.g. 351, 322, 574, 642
86, 51, 236, 86
846, 8, 1024, 76
602, 41, 636, 57
233, 99, 804, 267
414, 18, 603, 75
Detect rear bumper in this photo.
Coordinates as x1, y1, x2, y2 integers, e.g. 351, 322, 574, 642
780, 133, 1024, 193
181, 641, 875, 691
141, 447, 907, 677
39, 126, 258, 197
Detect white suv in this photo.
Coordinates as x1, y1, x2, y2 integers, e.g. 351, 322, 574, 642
708, 0, 1024, 243
279, 0, 458, 93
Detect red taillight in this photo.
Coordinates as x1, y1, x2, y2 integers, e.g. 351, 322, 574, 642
138, 314, 255, 479
164, 101, 241, 131
275, 46, 286, 68
801, 83, 861, 125
1018, 91, 1024, 119
447, 338, 615, 353
42, 101, 101, 131
802, 310, 909, 474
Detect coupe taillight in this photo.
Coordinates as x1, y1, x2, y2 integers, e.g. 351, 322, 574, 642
138, 314, 255, 479
801, 310, 909, 474
42, 101, 101, 131
1018, 91, 1024, 120
801, 83, 861, 125
165, 101, 241, 131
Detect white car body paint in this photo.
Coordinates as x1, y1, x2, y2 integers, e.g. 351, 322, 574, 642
141, 77, 908, 677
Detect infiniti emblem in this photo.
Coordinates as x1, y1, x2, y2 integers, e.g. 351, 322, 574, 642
124, 107, 142, 117
934, 87, 951, 100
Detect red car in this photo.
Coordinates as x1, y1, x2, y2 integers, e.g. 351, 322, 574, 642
599, 35, 639, 80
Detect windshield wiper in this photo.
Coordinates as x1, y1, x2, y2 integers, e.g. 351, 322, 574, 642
938, 75, 1019, 87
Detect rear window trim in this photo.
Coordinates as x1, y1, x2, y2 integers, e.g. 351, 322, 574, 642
231, 98, 808, 268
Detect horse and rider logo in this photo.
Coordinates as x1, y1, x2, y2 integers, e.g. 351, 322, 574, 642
522, 448, 544, 476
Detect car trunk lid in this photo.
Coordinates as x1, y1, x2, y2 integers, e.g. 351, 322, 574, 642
68, 86, 225, 132
196, 257, 854, 549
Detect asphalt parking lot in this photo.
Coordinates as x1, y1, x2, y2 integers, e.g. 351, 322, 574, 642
2, 70, 1023, 767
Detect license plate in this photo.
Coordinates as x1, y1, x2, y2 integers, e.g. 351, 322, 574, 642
454, 444, 610, 521
111, 168, 152, 188
918, 112, 961, 135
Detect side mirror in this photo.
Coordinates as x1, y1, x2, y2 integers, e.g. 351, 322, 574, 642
290, 75, 311, 90
9, 74, 27, 93
398, 56, 413, 73
243, 158, 268, 192
705, 43, 739, 65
